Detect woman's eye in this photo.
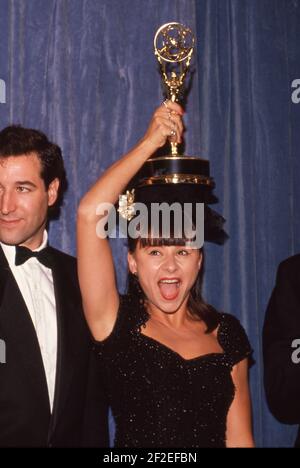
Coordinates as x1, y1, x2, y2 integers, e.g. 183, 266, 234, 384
177, 249, 188, 256
149, 250, 161, 256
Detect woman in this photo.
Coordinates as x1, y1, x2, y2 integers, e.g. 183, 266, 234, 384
77, 101, 254, 447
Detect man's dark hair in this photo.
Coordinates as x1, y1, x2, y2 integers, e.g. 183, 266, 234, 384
0, 125, 67, 218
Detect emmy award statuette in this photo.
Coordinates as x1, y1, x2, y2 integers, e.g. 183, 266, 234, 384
133, 22, 214, 191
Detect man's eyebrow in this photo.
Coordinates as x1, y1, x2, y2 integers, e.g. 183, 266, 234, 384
14, 180, 38, 188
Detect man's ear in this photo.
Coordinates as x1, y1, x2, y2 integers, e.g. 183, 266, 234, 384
47, 178, 60, 207
127, 251, 137, 274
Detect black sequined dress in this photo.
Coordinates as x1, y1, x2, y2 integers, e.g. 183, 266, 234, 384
94, 295, 252, 448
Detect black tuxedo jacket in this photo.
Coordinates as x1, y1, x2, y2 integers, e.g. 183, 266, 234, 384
0, 245, 108, 447
263, 254, 300, 447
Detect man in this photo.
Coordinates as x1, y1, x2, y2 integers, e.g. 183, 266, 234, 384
263, 255, 300, 447
0, 125, 108, 447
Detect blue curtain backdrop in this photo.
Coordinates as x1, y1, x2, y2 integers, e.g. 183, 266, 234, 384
0, 0, 299, 447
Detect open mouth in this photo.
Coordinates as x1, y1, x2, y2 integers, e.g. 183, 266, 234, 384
158, 278, 181, 300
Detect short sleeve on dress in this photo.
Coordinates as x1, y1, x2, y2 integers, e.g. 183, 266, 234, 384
218, 313, 253, 366
92, 294, 149, 356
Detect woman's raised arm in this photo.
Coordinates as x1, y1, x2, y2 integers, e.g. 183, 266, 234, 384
77, 101, 184, 341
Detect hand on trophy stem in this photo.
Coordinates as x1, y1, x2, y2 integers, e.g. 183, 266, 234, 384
141, 100, 184, 152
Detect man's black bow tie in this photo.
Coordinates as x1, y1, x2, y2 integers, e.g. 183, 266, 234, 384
15, 245, 52, 268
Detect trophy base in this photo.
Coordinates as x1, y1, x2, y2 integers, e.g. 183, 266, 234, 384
127, 156, 217, 205
121, 155, 226, 242
133, 156, 214, 188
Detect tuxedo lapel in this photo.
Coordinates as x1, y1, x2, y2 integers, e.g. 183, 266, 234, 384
48, 249, 84, 438
0, 247, 9, 305
0, 247, 50, 414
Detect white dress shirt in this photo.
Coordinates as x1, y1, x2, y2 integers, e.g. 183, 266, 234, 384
1, 231, 57, 412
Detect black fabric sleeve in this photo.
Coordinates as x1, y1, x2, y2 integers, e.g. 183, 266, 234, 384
263, 258, 300, 424
218, 313, 252, 367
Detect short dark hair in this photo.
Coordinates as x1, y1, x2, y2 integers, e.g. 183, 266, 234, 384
0, 125, 67, 217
